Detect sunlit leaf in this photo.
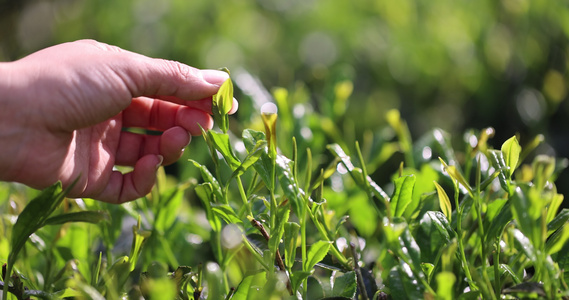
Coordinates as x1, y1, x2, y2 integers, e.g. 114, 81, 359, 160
436, 272, 456, 300
501, 136, 521, 178
229, 140, 267, 182
211, 204, 242, 225
304, 241, 332, 271
434, 181, 452, 222
212, 78, 233, 133
439, 157, 473, 196
391, 175, 415, 218
232, 271, 267, 300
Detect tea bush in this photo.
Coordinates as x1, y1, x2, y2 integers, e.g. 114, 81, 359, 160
1, 75, 569, 299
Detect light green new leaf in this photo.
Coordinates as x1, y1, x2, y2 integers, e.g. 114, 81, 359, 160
391, 175, 416, 218
434, 181, 452, 222
304, 241, 332, 272
211, 204, 243, 225
501, 136, 521, 178
212, 78, 233, 133
436, 272, 456, 300
439, 157, 473, 196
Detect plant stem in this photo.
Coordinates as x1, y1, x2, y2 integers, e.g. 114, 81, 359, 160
454, 182, 477, 291
236, 176, 252, 216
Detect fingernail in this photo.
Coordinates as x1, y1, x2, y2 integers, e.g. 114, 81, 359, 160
156, 155, 164, 169
185, 133, 192, 148
201, 69, 229, 85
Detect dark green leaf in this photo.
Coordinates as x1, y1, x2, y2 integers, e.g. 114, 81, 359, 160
546, 224, 569, 255
331, 271, 357, 298
387, 262, 425, 300
44, 210, 110, 226
547, 208, 569, 235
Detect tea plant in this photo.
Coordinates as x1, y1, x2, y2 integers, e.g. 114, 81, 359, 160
1, 74, 569, 299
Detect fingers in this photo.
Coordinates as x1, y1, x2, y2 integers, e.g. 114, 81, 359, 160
122, 97, 214, 134
115, 126, 191, 166
95, 154, 163, 204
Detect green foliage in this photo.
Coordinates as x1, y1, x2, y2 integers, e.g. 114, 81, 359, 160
3, 76, 569, 300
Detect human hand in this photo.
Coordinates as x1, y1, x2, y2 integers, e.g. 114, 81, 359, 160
0, 39, 237, 203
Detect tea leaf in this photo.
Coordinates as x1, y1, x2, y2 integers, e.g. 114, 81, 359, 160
391, 175, 416, 218
268, 207, 290, 266
290, 271, 314, 294
261, 109, 278, 159
207, 130, 241, 170
501, 136, 521, 178
387, 261, 426, 300
44, 210, 110, 225
195, 183, 222, 232
434, 181, 452, 222
547, 208, 569, 235
276, 154, 305, 216
232, 271, 267, 300
190, 159, 225, 204
331, 271, 357, 298
211, 204, 242, 225
436, 272, 456, 300
284, 222, 301, 269
488, 150, 510, 193
229, 140, 267, 182
439, 157, 473, 196
546, 224, 569, 255
304, 241, 332, 271
212, 78, 233, 133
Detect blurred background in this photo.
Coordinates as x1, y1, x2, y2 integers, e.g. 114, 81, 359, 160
1, 0, 569, 191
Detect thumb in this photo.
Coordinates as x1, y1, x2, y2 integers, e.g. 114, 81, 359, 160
119, 57, 229, 101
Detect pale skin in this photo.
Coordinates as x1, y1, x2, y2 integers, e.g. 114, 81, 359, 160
0, 39, 237, 204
